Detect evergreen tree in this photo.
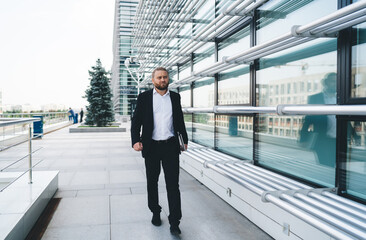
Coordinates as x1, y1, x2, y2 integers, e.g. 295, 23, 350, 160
84, 59, 115, 127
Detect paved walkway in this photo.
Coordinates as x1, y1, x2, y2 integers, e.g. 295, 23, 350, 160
24, 123, 273, 240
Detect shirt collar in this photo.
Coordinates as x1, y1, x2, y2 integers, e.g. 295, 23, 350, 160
153, 88, 170, 97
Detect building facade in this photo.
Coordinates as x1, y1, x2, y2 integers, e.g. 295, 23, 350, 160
111, 0, 139, 116
130, 0, 366, 204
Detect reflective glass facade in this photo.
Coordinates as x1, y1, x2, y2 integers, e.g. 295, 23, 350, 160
130, 0, 366, 203
112, 0, 139, 116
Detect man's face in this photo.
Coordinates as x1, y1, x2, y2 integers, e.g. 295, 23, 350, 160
152, 70, 169, 91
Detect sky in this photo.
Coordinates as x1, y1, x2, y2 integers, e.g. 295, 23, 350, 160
0, 0, 115, 109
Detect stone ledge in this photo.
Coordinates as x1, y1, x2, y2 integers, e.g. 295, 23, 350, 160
69, 127, 126, 133
0, 171, 58, 240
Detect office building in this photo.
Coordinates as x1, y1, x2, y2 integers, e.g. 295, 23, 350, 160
112, 0, 139, 116
125, 0, 366, 239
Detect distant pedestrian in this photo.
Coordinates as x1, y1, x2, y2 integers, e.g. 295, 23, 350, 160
80, 108, 84, 123
68, 107, 75, 122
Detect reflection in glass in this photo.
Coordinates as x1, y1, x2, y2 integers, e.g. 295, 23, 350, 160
184, 113, 193, 140
344, 121, 366, 200
218, 66, 250, 105
193, 78, 214, 147
179, 88, 192, 140
193, 78, 214, 108
257, 0, 336, 44
216, 115, 253, 160
179, 61, 191, 80
169, 66, 178, 83
351, 22, 366, 98
179, 87, 191, 108
256, 114, 335, 186
193, 113, 214, 148
256, 31, 337, 186
218, 26, 250, 60
193, 43, 215, 72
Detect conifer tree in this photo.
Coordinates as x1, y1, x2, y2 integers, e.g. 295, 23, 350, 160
84, 59, 114, 127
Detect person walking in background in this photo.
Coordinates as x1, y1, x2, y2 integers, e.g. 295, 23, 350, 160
131, 67, 188, 235
68, 107, 75, 122
80, 108, 84, 123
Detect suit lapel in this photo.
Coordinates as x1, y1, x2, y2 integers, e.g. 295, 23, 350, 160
147, 89, 154, 127
170, 92, 177, 132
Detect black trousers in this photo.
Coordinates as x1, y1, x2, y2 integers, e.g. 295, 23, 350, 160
144, 138, 181, 226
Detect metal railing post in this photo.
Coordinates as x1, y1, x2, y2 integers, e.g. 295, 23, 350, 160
28, 123, 33, 184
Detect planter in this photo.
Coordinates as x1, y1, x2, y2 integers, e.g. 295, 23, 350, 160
69, 126, 126, 133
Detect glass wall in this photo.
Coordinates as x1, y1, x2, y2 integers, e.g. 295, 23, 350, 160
132, 0, 366, 202
351, 22, 366, 98
256, 0, 337, 44
215, 114, 253, 160
342, 120, 366, 200
255, 0, 338, 186
193, 78, 215, 147
218, 26, 251, 105
215, 25, 253, 159
180, 87, 192, 140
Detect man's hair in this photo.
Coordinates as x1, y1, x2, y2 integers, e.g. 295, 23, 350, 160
321, 72, 336, 86
152, 67, 169, 78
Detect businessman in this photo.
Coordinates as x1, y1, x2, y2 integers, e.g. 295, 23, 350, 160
300, 72, 336, 167
131, 67, 188, 235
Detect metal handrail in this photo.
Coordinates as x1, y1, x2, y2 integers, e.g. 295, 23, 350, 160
146, 1, 366, 88
0, 118, 40, 127
278, 104, 366, 115
0, 158, 45, 192
182, 104, 366, 116
184, 147, 366, 240
0, 147, 43, 171
0, 118, 42, 186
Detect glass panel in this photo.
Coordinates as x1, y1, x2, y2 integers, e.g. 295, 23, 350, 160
179, 61, 191, 80
193, 43, 215, 72
257, 0, 337, 45
217, 26, 251, 105
256, 33, 337, 186
169, 66, 178, 83
343, 121, 366, 200
218, 25, 250, 60
216, 115, 253, 160
193, 113, 214, 147
218, 65, 250, 105
193, 78, 214, 108
193, 77, 214, 147
179, 88, 191, 108
256, 113, 335, 186
184, 113, 193, 140
351, 22, 366, 98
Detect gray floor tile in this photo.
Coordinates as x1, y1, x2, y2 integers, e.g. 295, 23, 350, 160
110, 194, 153, 224
111, 222, 179, 240
10, 126, 275, 240
42, 225, 110, 240
71, 171, 109, 185
109, 170, 145, 184
48, 197, 110, 228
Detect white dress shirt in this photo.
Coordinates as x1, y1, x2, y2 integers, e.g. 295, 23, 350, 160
152, 88, 175, 140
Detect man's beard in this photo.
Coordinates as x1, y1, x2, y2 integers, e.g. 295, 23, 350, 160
155, 82, 169, 90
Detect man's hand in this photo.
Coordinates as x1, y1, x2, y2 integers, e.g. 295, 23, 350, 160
133, 142, 143, 151
184, 144, 188, 151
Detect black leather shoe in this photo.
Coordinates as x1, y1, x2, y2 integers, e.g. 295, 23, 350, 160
170, 225, 181, 235
151, 213, 161, 226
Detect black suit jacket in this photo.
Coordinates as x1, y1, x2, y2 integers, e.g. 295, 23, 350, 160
131, 89, 188, 158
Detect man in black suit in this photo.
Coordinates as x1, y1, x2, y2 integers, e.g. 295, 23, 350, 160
131, 67, 188, 235
300, 72, 336, 167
